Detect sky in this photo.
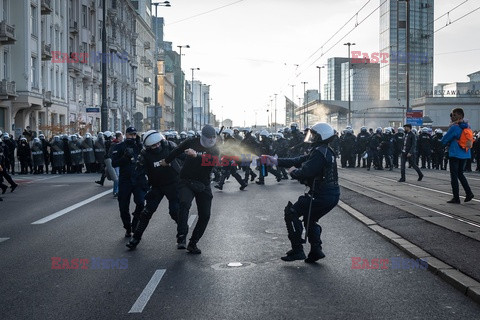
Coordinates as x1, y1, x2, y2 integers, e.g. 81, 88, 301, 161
158, 0, 480, 127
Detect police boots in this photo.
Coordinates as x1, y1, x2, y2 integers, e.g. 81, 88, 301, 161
126, 237, 140, 250
304, 244, 326, 263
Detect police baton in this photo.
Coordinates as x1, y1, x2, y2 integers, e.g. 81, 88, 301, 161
304, 179, 316, 244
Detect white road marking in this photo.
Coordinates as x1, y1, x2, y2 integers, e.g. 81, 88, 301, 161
128, 269, 166, 313
31, 189, 113, 224
0, 238, 10, 243
188, 214, 197, 228
343, 179, 480, 229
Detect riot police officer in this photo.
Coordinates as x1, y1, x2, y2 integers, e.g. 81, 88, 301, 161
50, 136, 65, 174
356, 127, 370, 167
214, 129, 247, 191
38, 134, 50, 174
127, 130, 181, 249
111, 127, 147, 237
418, 128, 432, 169
393, 127, 405, 168
82, 133, 96, 173
432, 129, 445, 170
263, 122, 340, 263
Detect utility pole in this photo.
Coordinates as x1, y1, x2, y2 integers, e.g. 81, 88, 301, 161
100, 0, 108, 131
274, 93, 277, 131
289, 84, 295, 124
301, 81, 308, 128
344, 42, 356, 126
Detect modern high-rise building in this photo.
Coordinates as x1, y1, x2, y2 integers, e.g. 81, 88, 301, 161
325, 57, 349, 101
341, 62, 380, 101
379, 0, 434, 105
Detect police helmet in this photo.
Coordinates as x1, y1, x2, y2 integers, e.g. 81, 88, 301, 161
39, 133, 45, 139
2, 132, 9, 140
397, 127, 405, 133
376, 127, 383, 134
103, 131, 113, 138
384, 127, 392, 134
85, 133, 92, 139
421, 127, 429, 133
412, 128, 418, 134
434, 129, 443, 135
33, 137, 40, 143
276, 133, 284, 139
305, 122, 335, 144
360, 126, 367, 132
143, 130, 164, 147
223, 128, 234, 137
259, 129, 269, 137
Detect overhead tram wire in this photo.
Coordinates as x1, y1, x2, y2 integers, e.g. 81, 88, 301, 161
167, 0, 247, 26
297, 0, 373, 67
292, 0, 477, 81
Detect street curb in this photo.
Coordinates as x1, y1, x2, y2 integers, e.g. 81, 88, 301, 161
338, 200, 480, 305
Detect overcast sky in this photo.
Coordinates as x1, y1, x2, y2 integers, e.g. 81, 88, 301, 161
159, 0, 480, 127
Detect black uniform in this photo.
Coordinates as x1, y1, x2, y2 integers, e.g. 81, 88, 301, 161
340, 132, 356, 168
214, 136, 247, 190
399, 130, 423, 181
50, 138, 65, 174
432, 133, 445, 170
17, 139, 33, 174
164, 135, 220, 252
256, 136, 282, 184
3, 137, 16, 174
39, 137, 50, 173
393, 132, 405, 168
418, 132, 432, 169
239, 132, 258, 182
127, 140, 181, 248
111, 138, 147, 236
355, 131, 370, 167
273, 136, 290, 179
277, 143, 340, 262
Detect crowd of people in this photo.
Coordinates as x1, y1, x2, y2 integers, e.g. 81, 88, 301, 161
0, 107, 474, 259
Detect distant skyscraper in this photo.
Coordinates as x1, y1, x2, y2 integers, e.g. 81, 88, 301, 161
325, 57, 349, 101
341, 62, 380, 101
379, 0, 434, 104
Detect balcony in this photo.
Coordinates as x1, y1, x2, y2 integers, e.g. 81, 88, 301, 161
89, 0, 96, 11
131, 59, 138, 68
67, 61, 81, 74
144, 77, 151, 85
0, 21, 16, 45
41, 0, 53, 15
144, 97, 152, 103
140, 56, 146, 64
108, 36, 119, 51
43, 90, 52, 104
144, 41, 150, 49
41, 42, 52, 61
69, 21, 78, 34
0, 80, 17, 99
90, 34, 96, 45
108, 8, 117, 19
145, 59, 153, 69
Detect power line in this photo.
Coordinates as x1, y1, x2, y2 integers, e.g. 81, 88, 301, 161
434, 5, 480, 33
167, 0, 247, 26
298, 0, 372, 66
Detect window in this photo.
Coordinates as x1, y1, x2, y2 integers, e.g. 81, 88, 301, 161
31, 6, 38, 36
55, 0, 59, 15
31, 56, 38, 88
55, 30, 59, 51
59, 33, 63, 51
60, 73, 64, 99
82, 5, 87, 28
56, 71, 59, 97
3, 51, 7, 80
3, 0, 7, 22
98, 20, 102, 40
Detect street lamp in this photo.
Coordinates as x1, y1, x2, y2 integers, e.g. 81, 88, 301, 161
274, 93, 278, 132
289, 84, 295, 124
344, 42, 356, 126
301, 81, 308, 128
191, 67, 200, 130
316, 65, 325, 102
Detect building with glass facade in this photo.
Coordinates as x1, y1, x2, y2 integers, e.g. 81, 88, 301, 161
379, 0, 434, 104
325, 57, 349, 101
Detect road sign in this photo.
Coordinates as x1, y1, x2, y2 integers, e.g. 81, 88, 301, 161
86, 108, 100, 113
406, 111, 423, 118
407, 118, 423, 126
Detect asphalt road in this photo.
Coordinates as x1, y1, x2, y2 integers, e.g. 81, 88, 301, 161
0, 173, 479, 319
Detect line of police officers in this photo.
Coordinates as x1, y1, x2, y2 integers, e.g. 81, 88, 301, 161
335, 125, 453, 172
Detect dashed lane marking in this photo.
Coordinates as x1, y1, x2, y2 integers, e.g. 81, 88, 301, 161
128, 269, 166, 313
188, 214, 197, 228
31, 189, 113, 224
